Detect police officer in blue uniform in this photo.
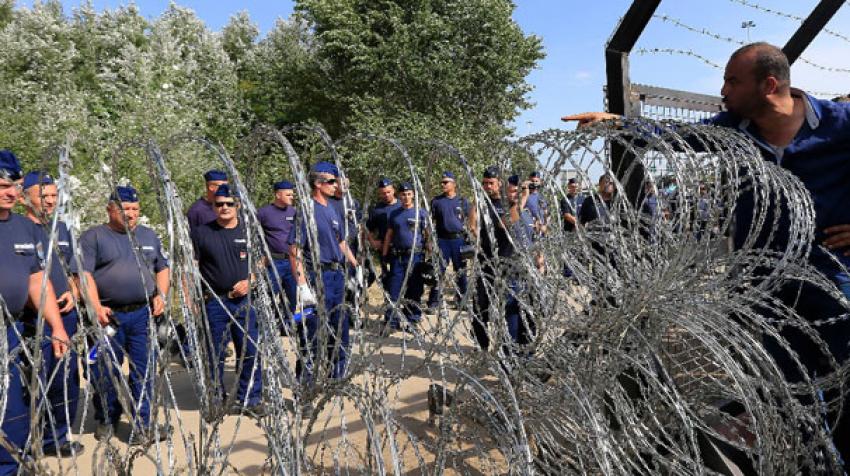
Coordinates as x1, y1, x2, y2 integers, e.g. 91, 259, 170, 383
366, 178, 401, 289
187, 170, 228, 232
472, 167, 538, 353
18, 171, 83, 456
191, 184, 263, 416
330, 176, 365, 325
257, 180, 298, 328
80, 185, 170, 443
0, 150, 70, 475
525, 171, 548, 235
426, 171, 470, 309
381, 182, 430, 331
289, 162, 359, 385
559, 177, 581, 278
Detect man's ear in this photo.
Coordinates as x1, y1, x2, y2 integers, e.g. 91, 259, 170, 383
761, 76, 780, 96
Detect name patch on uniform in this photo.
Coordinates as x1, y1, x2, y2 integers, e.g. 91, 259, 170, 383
285, 216, 294, 222
14, 242, 35, 255
234, 239, 247, 244
140, 245, 155, 251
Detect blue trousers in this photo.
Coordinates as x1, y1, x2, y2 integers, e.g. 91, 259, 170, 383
473, 266, 535, 353
90, 306, 156, 428
385, 253, 425, 329
205, 296, 262, 407
427, 238, 468, 306
40, 309, 80, 449
297, 269, 347, 385
269, 259, 297, 315
1, 323, 28, 476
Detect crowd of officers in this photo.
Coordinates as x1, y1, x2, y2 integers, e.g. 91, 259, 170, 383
0, 148, 574, 474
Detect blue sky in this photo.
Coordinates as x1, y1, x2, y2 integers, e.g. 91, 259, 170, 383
18, 0, 850, 137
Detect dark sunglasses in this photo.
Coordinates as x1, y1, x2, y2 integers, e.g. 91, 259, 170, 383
318, 178, 338, 185
440, 180, 453, 185
215, 201, 236, 208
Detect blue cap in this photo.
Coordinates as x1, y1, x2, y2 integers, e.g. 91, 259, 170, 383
376, 177, 393, 188
214, 184, 233, 198
22, 171, 55, 190
483, 166, 500, 179
204, 169, 228, 182
274, 180, 294, 191
0, 149, 22, 181
442, 171, 455, 181
529, 171, 541, 179
567, 177, 577, 184
109, 185, 139, 203
398, 182, 414, 192
311, 161, 339, 177
508, 175, 520, 186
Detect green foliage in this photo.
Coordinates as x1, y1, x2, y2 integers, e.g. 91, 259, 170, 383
0, 0, 543, 227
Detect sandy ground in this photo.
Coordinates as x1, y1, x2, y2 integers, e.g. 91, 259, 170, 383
39, 285, 511, 475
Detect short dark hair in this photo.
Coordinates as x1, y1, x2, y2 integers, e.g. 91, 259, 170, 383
731, 42, 790, 86
308, 171, 321, 190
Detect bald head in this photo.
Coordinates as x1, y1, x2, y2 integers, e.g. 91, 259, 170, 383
730, 42, 790, 88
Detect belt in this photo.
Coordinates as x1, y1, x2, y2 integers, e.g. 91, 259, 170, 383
392, 248, 423, 257
438, 232, 464, 240
319, 262, 344, 272
270, 252, 289, 260
110, 301, 149, 314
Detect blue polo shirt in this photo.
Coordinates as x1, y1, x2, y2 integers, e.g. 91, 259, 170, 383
0, 213, 42, 314
510, 209, 535, 250
479, 198, 515, 259
187, 197, 217, 231
191, 220, 250, 295
525, 192, 547, 224
329, 195, 361, 244
710, 90, 850, 274
366, 200, 401, 241
257, 203, 296, 255
431, 194, 469, 238
388, 206, 428, 250
33, 220, 78, 298
559, 194, 580, 232
80, 224, 169, 306
288, 198, 345, 265
579, 198, 612, 226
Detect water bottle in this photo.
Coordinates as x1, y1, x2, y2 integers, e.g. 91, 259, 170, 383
87, 321, 118, 365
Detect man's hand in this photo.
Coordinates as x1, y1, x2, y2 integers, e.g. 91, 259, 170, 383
824, 225, 850, 256
229, 279, 250, 299
96, 305, 112, 326
56, 291, 74, 314
561, 112, 621, 128
51, 327, 70, 358
297, 283, 317, 307
151, 294, 166, 316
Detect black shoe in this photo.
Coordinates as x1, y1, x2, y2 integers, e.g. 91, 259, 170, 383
228, 403, 266, 418
129, 425, 171, 446
94, 422, 118, 442
41, 440, 84, 457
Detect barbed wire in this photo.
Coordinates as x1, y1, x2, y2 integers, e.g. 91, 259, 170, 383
728, 0, 850, 44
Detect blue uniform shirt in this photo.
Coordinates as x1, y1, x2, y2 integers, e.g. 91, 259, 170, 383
187, 198, 217, 231
559, 194, 580, 232
388, 206, 428, 250
710, 91, 850, 274
289, 198, 345, 265
191, 221, 250, 295
579, 198, 611, 227
0, 213, 42, 314
329, 195, 361, 245
33, 220, 78, 298
80, 224, 168, 306
479, 198, 516, 259
257, 203, 296, 255
510, 209, 535, 250
525, 192, 546, 224
431, 194, 469, 237
366, 200, 401, 241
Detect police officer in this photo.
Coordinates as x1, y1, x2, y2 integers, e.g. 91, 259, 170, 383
289, 162, 358, 385
472, 167, 537, 352
426, 171, 470, 309
366, 178, 401, 289
640, 181, 660, 243
187, 170, 228, 232
559, 177, 581, 277
525, 171, 548, 235
330, 176, 365, 325
80, 185, 170, 443
381, 182, 429, 332
18, 171, 83, 456
0, 150, 70, 475
191, 184, 263, 416
257, 180, 298, 328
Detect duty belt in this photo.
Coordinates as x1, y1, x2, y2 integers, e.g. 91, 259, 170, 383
110, 301, 149, 314
270, 252, 289, 260
391, 247, 423, 258
319, 262, 344, 272
438, 232, 464, 240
